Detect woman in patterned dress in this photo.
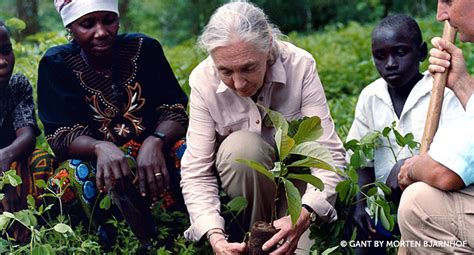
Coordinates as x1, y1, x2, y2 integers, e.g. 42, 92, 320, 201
37, 0, 188, 250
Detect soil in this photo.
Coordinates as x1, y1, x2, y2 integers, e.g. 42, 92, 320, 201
247, 221, 278, 255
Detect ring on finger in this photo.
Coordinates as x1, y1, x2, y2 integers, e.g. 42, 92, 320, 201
155, 172, 162, 177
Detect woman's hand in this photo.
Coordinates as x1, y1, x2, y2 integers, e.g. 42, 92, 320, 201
262, 209, 312, 255
209, 233, 246, 255
136, 136, 170, 201
94, 141, 131, 192
0, 148, 14, 173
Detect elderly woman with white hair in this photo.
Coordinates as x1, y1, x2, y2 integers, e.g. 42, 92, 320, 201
180, 1, 346, 254
37, 0, 188, 251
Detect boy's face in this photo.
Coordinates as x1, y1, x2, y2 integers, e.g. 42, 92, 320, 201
371, 27, 421, 88
0, 26, 14, 88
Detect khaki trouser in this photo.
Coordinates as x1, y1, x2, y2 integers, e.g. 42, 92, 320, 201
215, 131, 314, 254
398, 182, 474, 255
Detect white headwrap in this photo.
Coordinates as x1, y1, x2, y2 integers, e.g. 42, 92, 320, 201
55, 0, 119, 27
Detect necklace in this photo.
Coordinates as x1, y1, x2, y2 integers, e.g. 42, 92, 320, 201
80, 50, 113, 78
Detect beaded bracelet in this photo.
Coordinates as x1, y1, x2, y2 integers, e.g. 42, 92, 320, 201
207, 230, 229, 242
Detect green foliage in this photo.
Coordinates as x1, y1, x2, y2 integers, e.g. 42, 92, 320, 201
239, 107, 337, 226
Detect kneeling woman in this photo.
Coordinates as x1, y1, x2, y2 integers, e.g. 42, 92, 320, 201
38, 0, 188, 249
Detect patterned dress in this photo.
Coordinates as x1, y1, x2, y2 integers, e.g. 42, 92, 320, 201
37, 33, 188, 238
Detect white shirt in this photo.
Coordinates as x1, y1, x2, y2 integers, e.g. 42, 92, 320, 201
430, 95, 474, 187
346, 73, 464, 183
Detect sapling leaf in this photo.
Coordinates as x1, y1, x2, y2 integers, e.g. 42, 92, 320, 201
263, 107, 288, 134
322, 245, 340, 255
344, 139, 359, 152
393, 129, 405, 147
287, 174, 324, 191
347, 169, 359, 183
286, 156, 334, 172
275, 128, 295, 160
0, 194, 4, 200
226, 196, 248, 213
236, 159, 274, 183
366, 186, 378, 197
382, 127, 391, 137
289, 141, 335, 166
335, 180, 351, 203
350, 150, 362, 169
375, 182, 392, 196
283, 179, 301, 226
292, 116, 323, 145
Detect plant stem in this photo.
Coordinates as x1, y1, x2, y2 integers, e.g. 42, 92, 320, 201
271, 179, 281, 226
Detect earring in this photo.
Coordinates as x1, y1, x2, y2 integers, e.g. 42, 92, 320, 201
66, 28, 73, 42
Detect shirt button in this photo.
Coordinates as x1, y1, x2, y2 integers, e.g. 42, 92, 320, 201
256, 120, 260, 124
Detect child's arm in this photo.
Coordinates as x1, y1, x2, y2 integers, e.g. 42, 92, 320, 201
352, 167, 377, 238
0, 127, 36, 172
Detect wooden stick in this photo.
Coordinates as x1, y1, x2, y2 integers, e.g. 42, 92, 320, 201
419, 21, 457, 154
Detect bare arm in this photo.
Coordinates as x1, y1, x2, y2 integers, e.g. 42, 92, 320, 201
398, 155, 464, 191
0, 126, 36, 171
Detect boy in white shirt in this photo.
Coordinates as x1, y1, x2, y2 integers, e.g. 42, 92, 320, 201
346, 14, 463, 254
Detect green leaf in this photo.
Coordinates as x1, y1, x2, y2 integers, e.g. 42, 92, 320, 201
226, 196, 248, 213
286, 156, 334, 172
236, 159, 274, 183
344, 139, 359, 152
375, 182, 392, 196
289, 141, 335, 166
263, 107, 289, 134
31, 244, 54, 255
382, 127, 391, 137
393, 129, 405, 147
6, 174, 22, 187
0, 193, 4, 200
287, 174, 324, 191
366, 186, 378, 197
347, 169, 358, 183
5, 18, 26, 32
292, 116, 323, 145
2, 212, 15, 219
335, 180, 351, 203
275, 128, 295, 160
0, 215, 12, 231
283, 179, 301, 226
349, 150, 361, 169
100, 194, 111, 210
26, 194, 35, 209
53, 223, 73, 234
322, 245, 340, 255
35, 179, 47, 189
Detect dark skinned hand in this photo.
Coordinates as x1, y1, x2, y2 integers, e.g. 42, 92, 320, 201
352, 202, 376, 240
136, 136, 169, 202
385, 158, 407, 204
94, 141, 130, 192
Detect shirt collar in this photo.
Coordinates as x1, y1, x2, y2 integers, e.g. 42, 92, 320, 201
373, 72, 432, 109
215, 54, 287, 94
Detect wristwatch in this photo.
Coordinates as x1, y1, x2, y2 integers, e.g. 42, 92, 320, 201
152, 131, 166, 141
302, 204, 318, 223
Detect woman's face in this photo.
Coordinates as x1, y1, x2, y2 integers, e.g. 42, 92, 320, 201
211, 41, 270, 98
0, 26, 14, 87
69, 11, 119, 57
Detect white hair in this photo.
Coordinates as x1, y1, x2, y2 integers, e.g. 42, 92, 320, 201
199, 0, 283, 56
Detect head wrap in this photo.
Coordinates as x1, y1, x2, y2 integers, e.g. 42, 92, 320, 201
54, 0, 119, 27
